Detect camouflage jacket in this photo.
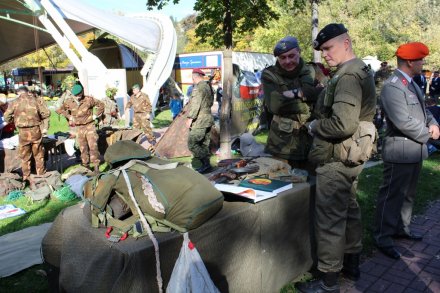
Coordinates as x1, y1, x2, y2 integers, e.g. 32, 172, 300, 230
187, 80, 214, 128
58, 95, 104, 126
126, 92, 152, 113
4, 93, 50, 128
101, 97, 119, 125
261, 59, 318, 160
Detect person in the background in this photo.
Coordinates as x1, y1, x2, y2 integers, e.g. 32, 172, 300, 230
429, 71, 440, 101
4, 86, 51, 181
186, 68, 214, 173
169, 93, 183, 120
216, 84, 223, 116
101, 87, 120, 127
413, 69, 428, 96
125, 84, 156, 145
57, 84, 104, 174
374, 42, 439, 259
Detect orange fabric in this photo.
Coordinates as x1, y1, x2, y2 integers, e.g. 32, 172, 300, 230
395, 42, 429, 60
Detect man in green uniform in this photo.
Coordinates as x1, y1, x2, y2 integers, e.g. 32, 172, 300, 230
186, 68, 214, 173
296, 24, 376, 293
125, 84, 156, 145
58, 84, 104, 174
261, 36, 321, 169
4, 86, 51, 181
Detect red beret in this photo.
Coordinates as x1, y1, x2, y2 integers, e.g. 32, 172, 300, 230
192, 68, 205, 76
395, 42, 429, 60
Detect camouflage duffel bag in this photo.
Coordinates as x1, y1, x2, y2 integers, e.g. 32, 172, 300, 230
0, 173, 24, 197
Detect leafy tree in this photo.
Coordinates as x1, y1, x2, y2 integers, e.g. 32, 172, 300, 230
147, 0, 278, 49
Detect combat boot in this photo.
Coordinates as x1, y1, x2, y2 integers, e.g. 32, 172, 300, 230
93, 164, 100, 176
295, 272, 340, 293
341, 253, 360, 281
196, 157, 212, 174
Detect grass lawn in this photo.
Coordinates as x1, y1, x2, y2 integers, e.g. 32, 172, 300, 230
2, 110, 440, 292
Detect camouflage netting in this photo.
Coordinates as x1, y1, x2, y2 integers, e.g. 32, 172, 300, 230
42, 182, 314, 292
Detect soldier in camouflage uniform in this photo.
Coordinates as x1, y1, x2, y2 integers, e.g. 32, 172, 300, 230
125, 84, 156, 144
296, 24, 376, 293
4, 86, 51, 181
261, 36, 321, 169
374, 62, 392, 99
57, 84, 104, 173
186, 68, 214, 173
101, 95, 119, 127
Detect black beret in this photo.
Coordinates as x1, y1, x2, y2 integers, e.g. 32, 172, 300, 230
273, 36, 299, 57
313, 23, 348, 50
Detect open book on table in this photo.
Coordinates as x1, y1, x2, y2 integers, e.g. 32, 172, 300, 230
214, 183, 279, 203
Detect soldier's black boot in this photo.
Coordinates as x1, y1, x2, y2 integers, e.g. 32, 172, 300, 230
196, 157, 212, 174
295, 272, 340, 293
341, 253, 360, 281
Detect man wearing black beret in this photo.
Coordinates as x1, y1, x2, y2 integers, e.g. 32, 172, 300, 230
296, 24, 376, 292
261, 36, 321, 169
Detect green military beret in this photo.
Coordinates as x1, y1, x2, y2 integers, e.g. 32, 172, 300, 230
71, 84, 83, 96
132, 83, 141, 90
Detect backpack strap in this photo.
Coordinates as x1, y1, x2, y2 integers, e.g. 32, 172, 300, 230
121, 169, 164, 293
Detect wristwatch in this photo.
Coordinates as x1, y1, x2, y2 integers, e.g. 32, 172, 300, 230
291, 89, 299, 98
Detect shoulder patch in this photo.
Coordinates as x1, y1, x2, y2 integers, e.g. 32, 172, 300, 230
391, 76, 398, 83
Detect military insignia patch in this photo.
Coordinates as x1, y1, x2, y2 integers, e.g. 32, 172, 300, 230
391, 76, 398, 83
281, 42, 287, 50
402, 78, 408, 86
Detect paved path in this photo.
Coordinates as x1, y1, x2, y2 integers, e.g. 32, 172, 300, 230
341, 200, 440, 293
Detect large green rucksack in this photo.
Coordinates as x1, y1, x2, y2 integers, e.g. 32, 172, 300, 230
84, 140, 224, 240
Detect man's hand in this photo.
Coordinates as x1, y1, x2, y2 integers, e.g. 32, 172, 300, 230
305, 120, 316, 136
429, 124, 440, 140
186, 118, 193, 129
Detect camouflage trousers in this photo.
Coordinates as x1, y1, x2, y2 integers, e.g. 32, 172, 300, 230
133, 112, 155, 142
188, 127, 211, 160
76, 123, 100, 166
18, 126, 45, 180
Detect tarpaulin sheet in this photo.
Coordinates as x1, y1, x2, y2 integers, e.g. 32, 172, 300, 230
42, 182, 313, 293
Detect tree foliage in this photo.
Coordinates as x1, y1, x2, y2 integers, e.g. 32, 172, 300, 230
250, 0, 440, 68
147, 0, 278, 49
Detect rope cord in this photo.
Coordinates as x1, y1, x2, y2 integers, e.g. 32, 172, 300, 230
53, 185, 77, 201
6, 190, 24, 202
122, 170, 163, 293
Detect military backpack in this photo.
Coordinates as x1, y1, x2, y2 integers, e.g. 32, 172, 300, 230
84, 140, 224, 241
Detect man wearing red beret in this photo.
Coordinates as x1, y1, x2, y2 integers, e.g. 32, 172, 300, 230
374, 42, 440, 259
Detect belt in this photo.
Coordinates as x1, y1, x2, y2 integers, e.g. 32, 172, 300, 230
17, 124, 40, 129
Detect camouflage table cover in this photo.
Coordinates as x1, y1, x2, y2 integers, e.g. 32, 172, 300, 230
42, 182, 313, 293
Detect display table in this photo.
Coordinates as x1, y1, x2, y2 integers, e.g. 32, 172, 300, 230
42, 182, 314, 293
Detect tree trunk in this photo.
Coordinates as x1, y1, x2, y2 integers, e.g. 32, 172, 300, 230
219, 0, 233, 159
311, 0, 321, 63
219, 49, 232, 159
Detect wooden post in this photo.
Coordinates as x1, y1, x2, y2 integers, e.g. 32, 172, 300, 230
219, 49, 232, 159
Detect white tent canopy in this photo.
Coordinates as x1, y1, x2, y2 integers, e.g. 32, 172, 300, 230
0, 0, 177, 109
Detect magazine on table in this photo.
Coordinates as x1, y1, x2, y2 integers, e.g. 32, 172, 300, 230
238, 177, 293, 194
214, 184, 279, 203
